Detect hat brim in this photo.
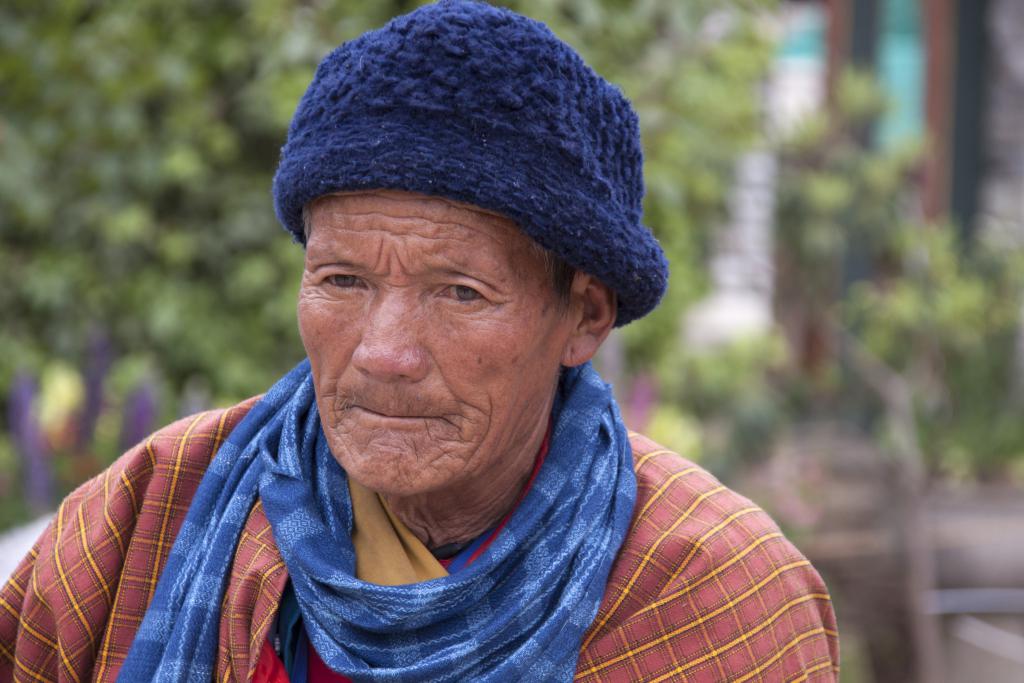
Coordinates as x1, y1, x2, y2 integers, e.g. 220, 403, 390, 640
273, 109, 667, 326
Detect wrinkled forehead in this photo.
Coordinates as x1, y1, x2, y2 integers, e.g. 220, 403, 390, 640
303, 189, 546, 275
306, 190, 520, 240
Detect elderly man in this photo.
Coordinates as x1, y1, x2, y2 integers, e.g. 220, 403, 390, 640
0, 1, 838, 681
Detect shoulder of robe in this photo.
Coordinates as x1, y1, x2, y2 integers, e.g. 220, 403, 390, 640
574, 432, 840, 682
0, 396, 259, 682
52, 395, 262, 555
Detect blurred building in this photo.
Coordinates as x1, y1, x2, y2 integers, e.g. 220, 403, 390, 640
826, 0, 1024, 245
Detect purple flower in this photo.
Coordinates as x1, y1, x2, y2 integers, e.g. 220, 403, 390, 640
8, 373, 54, 512
625, 373, 657, 431
119, 381, 157, 452
78, 329, 113, 452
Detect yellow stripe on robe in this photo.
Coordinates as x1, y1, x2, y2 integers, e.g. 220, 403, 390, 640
348, 479, 449, 585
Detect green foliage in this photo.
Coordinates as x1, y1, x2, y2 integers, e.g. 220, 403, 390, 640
776, 70, 1024, 478
668, 69, 1024, 481
776, 71, 918, 301
662, 333, 790, 475
645, 402, 703, 463
846, 229, 1024, 477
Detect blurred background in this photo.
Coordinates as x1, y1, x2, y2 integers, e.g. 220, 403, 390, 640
2, 0, 1023, 680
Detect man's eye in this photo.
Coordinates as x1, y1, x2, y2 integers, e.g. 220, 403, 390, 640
451, 285, 482, 302
326, 274, 360, 288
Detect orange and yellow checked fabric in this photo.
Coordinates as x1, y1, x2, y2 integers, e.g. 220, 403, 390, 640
0, 401, 257, 683
1, 404, 838, 682
577, 432, 838, 682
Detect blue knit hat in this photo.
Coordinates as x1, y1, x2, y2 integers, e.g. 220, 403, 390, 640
273, 0, 668, 325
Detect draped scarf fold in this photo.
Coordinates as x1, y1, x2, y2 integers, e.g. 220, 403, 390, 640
118, 359, 636, 682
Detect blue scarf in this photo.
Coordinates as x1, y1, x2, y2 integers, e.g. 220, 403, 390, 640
118, 359, 636, 682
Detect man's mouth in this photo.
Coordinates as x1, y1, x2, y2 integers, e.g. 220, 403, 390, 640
349, 405, 432, 423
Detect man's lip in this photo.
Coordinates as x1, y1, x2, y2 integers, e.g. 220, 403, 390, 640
350, 406, 431, 421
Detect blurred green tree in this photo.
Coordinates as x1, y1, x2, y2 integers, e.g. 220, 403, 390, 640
775, 70, 1024, 479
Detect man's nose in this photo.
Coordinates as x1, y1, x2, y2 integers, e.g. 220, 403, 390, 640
351, 293, 430, 383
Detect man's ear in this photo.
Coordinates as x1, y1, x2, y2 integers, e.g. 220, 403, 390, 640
561, 272, 617, 367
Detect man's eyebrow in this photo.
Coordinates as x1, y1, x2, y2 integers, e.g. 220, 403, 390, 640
306, 253, 362, 269
435, 265, 490, 279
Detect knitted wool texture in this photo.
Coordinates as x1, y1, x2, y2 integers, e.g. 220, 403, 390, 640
272, 0, 668, 325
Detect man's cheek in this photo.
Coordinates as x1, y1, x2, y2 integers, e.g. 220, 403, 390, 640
300, 311, 355, 357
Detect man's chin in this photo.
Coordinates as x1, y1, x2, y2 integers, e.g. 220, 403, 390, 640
327, 439, 462, 498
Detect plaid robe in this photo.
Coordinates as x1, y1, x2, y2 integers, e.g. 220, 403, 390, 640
1, 401, 839, 682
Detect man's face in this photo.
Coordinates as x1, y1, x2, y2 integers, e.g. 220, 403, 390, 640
297, 190, 579, 497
